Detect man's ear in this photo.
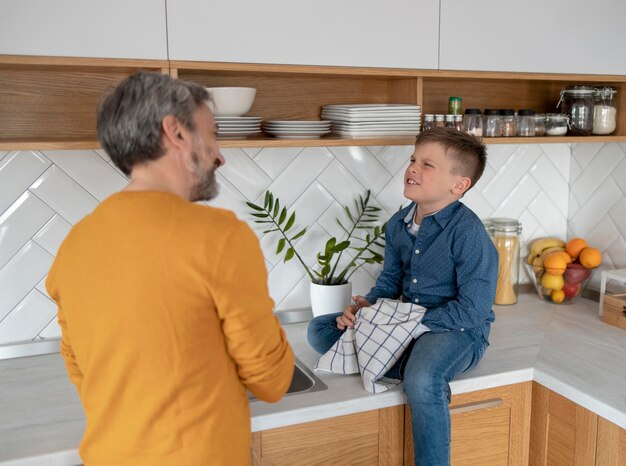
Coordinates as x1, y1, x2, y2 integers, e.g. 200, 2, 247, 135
453, 176, 472, 195
161, 115, 189, 151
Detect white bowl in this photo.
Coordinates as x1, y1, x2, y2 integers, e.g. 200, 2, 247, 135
205, 87, 256, 117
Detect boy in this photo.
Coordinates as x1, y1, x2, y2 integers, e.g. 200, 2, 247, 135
307, 127, 498, 465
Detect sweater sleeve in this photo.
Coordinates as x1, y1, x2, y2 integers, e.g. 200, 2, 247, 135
211, 222, 295, 402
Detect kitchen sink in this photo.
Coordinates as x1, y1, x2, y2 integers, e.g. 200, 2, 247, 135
249, 357, 327, 401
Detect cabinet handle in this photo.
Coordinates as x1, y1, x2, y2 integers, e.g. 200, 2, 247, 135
450, 398, 503, 415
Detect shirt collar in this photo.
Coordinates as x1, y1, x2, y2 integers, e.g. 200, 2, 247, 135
403, 201, 461, 228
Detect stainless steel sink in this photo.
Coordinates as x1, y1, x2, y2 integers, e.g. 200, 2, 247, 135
249, 357, 327, 401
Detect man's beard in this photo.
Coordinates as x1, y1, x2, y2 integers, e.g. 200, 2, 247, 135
190, 151, 219, 202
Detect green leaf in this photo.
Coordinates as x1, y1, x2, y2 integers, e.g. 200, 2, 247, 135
290, 228, 306, 241
273, 199, 280, 218
250, 212, 269, 218
325, 238, 336, 255
334, 240, 350, 252
284, 247, 295, 262
276, 238, 286, 254
254, 220, 273, 224
278, 207, 287, 225
264, 191, 270, 209
336, 219, 350, 235
344, 206, 354, 222
268, 192, 274, 213
374, 226, 380, 236
263, 228, 280, 233
366, 206, 381, 212
321, 264, 331, 276
373, 241, 385, 248
246, 201, 265, 211
285, 212, 296, 231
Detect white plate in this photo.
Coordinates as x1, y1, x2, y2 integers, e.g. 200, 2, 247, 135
265, 120, 331, 125
265, 129, 331, 138
216, 123, 262, 128
332, 122, 421, 129
264, 124, 331, 130
217, 130, 262, 137
333, 129, 419, 137
322, 104, 421, 111
323, 113, 420, 120
215, 116, 262, 121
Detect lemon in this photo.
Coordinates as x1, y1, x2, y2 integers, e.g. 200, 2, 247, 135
541, 273, 564, 291
551, 289, 566, 304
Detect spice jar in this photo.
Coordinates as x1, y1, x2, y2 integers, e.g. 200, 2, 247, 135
423, 114, 435, 131
454, 114, 463, 131
445, 114, 455, 128
545, 113, 568, 136
463, 109, 483, 136
535, 113, 546, 136
488, 218, 522, 305
517, 109, 536, 137
558, 85, 595, 136
448, 97, 462, 115
435, 114, 445, 128
501, 109, 517, 137
593, 87, 618, 135
483, 109, 502, 137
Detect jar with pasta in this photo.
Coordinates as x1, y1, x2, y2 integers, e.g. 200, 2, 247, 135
488, 218, 522, 305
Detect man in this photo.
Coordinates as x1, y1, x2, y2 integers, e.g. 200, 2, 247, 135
46, 71, 294, 466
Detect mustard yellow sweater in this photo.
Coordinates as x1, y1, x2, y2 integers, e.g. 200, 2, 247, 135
47, 191, 294, 466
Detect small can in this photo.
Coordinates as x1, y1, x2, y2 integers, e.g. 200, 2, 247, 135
448, 97, 462, 115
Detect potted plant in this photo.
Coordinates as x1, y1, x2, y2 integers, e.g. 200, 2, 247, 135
246, 189, 387, 316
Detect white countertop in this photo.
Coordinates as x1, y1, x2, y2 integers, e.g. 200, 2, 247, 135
2, 293, 626, 465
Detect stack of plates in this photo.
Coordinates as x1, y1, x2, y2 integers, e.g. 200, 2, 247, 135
215, 116, 262, 138
321, 104, 421, 137
263, 120, 331, 139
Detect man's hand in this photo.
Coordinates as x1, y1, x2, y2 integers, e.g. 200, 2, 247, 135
336, 295, 371, 330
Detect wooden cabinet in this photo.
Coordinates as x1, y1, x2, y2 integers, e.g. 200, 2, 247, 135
439, 0, 626, 75
0, 0, 167, 60
596, 417, 626, 466
250, 406, 404, 465
404, 382, 532, 466
166, 0, 440, 70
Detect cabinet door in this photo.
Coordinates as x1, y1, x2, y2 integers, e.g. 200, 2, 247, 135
167, 0, 439, 69
439, 0, 626, 75
0, 0, 167, 59
596, 417, 626, 466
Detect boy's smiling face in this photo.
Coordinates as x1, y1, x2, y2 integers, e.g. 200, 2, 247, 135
404, 141, 470, 215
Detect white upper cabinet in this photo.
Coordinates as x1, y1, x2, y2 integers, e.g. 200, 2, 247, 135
0, 0, 167, 60
167, 0, 440, 69
439, 0, 626, 75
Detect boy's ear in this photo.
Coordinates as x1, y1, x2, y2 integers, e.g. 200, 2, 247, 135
452, 176, 472, 195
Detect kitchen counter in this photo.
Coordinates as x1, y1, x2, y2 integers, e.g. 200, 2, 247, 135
1, 293, 625, 465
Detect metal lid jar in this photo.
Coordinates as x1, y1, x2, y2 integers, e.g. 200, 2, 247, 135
592, 87, 618, 135
501, 109, 517, 137
463, 108, 483, 136
545, 113, 569, 136
558, 85, 595, 136
483, 109, 502, 137
488, 218, 522, 305
517, 109, 536, 137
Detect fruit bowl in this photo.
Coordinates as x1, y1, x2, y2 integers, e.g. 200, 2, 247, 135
524, 262, 592, 304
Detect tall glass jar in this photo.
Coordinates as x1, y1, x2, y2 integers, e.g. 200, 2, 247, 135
488, 218, 522, 305
593, 87, 618, 135
535, 113, 546, 136
558, 85, 595, 136
423, 114, 435, 131
463, 108, 483, 136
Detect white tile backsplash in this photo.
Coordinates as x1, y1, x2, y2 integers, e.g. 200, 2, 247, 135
1, 142, 625, 346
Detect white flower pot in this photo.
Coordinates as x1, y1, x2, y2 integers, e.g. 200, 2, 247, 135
310, 282, 352, 318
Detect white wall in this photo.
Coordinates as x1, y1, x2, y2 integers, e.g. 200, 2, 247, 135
0, 142, 585, 346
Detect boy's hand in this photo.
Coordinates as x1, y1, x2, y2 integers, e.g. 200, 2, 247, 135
336, 295, 371, 330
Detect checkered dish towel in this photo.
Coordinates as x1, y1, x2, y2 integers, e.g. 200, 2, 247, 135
314, 299, 428, 393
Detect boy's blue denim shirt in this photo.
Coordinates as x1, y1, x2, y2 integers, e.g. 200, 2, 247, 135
364, 200, 498, 340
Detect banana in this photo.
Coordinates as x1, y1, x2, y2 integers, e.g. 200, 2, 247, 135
526, 237, 566, 264
532, 246, 566, 274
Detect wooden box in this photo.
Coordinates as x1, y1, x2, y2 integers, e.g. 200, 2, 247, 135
602, 293, 626, 331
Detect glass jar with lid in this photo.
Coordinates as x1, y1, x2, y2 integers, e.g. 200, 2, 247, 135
483, 109, 502, 137
593, 87, 618, 135
558, 85, 595, 136
435, 114, 445, 128
535, 113, 546, 136
517, 109, 536, 137
501, 109, 517, 137
423, 114, 435, 131
488, 218, 523, 305
454, 114, 463, 131
445, 114, 455, 128
463, 108, 483, 136
545, 113, 569, 136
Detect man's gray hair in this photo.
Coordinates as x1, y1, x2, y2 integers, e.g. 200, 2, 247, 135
96, 71, 210, 176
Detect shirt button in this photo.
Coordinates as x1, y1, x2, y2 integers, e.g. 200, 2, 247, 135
414, 298, 419, 303
412, 278, 417, 283
415, 249, 420, 254
460, 328, 465, 331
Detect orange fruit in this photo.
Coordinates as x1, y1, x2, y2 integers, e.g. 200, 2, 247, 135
541, 273, 564, 291
579, 247, 602, 269
551, 289, 566, 304
543, 252, 568, 275
565, 238, 588, 259
556, 251, 573, 264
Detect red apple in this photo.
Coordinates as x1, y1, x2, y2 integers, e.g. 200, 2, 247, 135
564, 263, 591, 285
562, 281, 580, 300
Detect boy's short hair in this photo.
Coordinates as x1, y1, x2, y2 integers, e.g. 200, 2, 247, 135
415, 127, 487, 190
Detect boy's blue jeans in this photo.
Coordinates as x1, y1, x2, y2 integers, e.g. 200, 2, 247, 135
307, 313, 489, 466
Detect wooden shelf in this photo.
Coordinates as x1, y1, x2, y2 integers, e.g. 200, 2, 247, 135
1, 56, 625, 150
